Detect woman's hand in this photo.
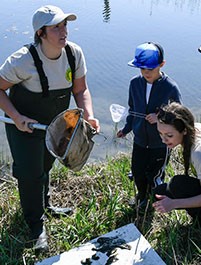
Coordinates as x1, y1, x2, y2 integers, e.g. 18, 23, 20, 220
87, 117, 100, 133
14, 115, 38, 133
152, 194, 175, 213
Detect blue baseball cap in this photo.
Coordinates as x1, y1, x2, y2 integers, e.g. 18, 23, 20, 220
128, 42, 164, 69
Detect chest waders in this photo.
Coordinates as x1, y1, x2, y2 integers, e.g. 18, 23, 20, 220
5, 44, 75, 232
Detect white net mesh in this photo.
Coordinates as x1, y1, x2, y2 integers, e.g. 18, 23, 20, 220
109, 104, 128, 123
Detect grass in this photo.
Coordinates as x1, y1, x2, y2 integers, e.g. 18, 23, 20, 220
0, 150, 201, 265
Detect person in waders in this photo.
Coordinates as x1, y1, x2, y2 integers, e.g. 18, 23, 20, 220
0, 5, 100, 251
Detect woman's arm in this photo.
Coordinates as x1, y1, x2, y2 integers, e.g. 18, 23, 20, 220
153, 193, 201, 213
72, 75, 100, 132
0, 76, 37, 132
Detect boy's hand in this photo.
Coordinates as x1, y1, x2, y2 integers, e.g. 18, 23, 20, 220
146, 113, 157, 124
117, 130, 126, 138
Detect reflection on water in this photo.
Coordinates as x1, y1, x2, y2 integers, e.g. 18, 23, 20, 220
149, 0, 201, 13
102, 0, 111, 23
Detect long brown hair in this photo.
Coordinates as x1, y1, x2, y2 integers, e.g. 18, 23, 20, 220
157, 102, 195, 175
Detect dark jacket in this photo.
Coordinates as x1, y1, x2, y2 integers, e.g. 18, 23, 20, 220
122, 72, 181, 148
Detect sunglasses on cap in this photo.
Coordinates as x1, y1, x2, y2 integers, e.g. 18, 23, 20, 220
156, 108, 177, 124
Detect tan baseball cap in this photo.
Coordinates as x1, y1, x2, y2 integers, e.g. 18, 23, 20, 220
32, 5, 77, 32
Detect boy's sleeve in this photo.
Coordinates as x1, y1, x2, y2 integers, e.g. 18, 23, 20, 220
170, 82, 182, 104
122, 115, 133, 135
122, 83, 134, 135
174, 86, 182, 104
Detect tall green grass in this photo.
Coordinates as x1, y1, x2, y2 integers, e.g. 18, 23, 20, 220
0, 152, 200, 265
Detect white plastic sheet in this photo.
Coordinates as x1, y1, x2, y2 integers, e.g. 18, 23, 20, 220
36, 223, 166, 265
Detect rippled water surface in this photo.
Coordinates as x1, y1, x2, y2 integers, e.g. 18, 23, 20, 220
0, 0, 201, 161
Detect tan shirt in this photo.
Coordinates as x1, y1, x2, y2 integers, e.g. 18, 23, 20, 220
0, 41, 87, 92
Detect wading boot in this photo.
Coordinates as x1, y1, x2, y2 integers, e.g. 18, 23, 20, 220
46, 205, 73, 216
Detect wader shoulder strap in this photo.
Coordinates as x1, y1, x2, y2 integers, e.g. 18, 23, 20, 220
27, 44, 75, 97
65, 44, 75, 85
29, 44, 49, 97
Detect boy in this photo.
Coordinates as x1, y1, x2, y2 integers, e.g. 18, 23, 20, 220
117, 42, 181, 208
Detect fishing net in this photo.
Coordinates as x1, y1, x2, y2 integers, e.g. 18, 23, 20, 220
109, 104, 128, 123
45, 108, 96, 171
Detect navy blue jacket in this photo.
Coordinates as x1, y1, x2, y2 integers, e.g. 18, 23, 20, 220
122, 72, 181, 148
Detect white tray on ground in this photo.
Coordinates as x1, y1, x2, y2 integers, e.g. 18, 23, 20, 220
36, 223, 166, 265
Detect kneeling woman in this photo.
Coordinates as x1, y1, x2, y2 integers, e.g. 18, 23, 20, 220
153, 102, 201, 224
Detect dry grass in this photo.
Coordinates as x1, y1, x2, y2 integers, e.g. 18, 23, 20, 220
0, 152, 201, 265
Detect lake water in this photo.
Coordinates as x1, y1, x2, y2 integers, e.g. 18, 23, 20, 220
0, 0, 201, 162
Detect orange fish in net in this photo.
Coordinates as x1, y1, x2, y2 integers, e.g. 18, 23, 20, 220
45, 108, 96, 171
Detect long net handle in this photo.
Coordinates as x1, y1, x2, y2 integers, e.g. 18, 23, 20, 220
0, 116, 47, 130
